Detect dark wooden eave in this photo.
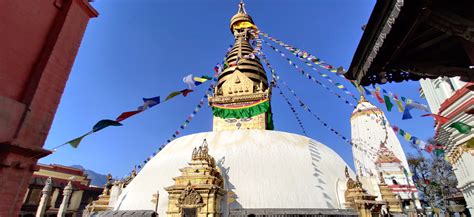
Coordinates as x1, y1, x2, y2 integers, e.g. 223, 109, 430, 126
346, 0, 474, 86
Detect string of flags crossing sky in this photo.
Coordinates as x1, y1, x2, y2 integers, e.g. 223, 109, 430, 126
50, 73, 215, 152
275, 85, 307, 136
258, 31, 434, 121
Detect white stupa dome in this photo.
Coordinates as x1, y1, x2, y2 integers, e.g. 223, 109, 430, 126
114, 130, 355, 216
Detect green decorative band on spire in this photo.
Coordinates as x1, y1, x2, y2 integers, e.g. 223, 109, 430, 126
212, 100, 270, 119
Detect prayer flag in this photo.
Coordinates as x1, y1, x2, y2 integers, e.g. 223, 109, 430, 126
165, 91, 182, 101
425, 144, 433, 153
402, 104, 413, 120
116, 110, 141, 122
393, 95, 404, 112
92, 119, 122, 132
392, 125, 399, 133
66, 132, 91, 148
449, 122, 472, 134
434, 149, 445, 156
336, 66, 345, 75
404, 132, 412, 141
418, 140, 427, 150
181, 89, 193, 97
409, 102, 430, 112
383, 95, 394, 111
375, 88, 384, 103
410, 137, 419, 145
183, 74, 196, 89
194, 77, 208, 83
399, 129, 405, 136
421, 114, 450, 125
141, 96, 160, 109
335, 83, 345, 89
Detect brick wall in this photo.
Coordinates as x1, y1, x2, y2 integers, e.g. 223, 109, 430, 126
0, 0, 97, 216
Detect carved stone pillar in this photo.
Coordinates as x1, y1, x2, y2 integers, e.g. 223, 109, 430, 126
57, 181, 73, 217
36, 177, 53, 217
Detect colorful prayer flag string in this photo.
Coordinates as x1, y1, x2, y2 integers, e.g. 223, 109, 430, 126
275, 85, 307, 136
257, 35, 357, 101
257, 50, 352, 144
257, 45, 357, 109
136, 86, 213, 170
258, 31, 429, 117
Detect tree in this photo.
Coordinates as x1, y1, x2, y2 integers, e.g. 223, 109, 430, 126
406, 139, 459, 213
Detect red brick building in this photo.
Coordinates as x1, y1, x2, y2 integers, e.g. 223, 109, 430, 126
0, 0, 98, 216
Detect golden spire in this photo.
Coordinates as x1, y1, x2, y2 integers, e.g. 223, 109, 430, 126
359, 94, 368, 103
215, 1, 267, 95
238, 0, 246, 14
230, 0, 254, 33
208, 1, 273, 131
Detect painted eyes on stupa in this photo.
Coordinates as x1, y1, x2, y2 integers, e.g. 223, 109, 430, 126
224, 117, 253, 123
225, 119, 237, 123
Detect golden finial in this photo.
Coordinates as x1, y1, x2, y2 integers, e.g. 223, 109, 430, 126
359, 94, 368, 103
238, 0, 247, 14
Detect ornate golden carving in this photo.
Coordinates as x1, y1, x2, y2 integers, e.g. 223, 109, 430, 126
165, 140, 226, 217
177, 182, 204, 207
344, 168, 384, 217
447, 139, 474, 164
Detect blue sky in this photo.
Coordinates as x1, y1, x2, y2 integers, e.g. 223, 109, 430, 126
41, 0, 435, 178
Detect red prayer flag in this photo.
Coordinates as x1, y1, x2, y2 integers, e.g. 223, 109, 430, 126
421, 114, 450, 125
391, 125, 399, 133
374, 89, 384, 103
181, 89, 194, 97
116, 110, 142, 122
425, 144, 434, 153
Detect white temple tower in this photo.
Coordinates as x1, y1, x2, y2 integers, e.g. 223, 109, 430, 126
350, 96, 418, 205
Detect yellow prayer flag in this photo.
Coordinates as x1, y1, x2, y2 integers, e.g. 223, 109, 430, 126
394, 99, 405, 112
404, 133, 412, 141
194, 77, 208, 83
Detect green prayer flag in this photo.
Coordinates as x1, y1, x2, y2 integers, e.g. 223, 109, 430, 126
434, 149, 445, 157
92, 119, 122, 132
399, 129, 405, 136
66, 132, 91, 148
383, 95, 394, 112
449, 122, 472, 134
165, 91, 182, 101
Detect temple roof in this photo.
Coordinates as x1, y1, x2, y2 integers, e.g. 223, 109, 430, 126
345, 0, 474, 85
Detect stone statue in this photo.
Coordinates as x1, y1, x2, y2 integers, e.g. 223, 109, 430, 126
103, 173, 113, 195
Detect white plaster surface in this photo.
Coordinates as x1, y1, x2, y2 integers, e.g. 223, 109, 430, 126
114, 130, 354, 215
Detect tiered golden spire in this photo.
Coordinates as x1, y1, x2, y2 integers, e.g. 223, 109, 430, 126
209, 1, 273, 131
215, 1, 267, 97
